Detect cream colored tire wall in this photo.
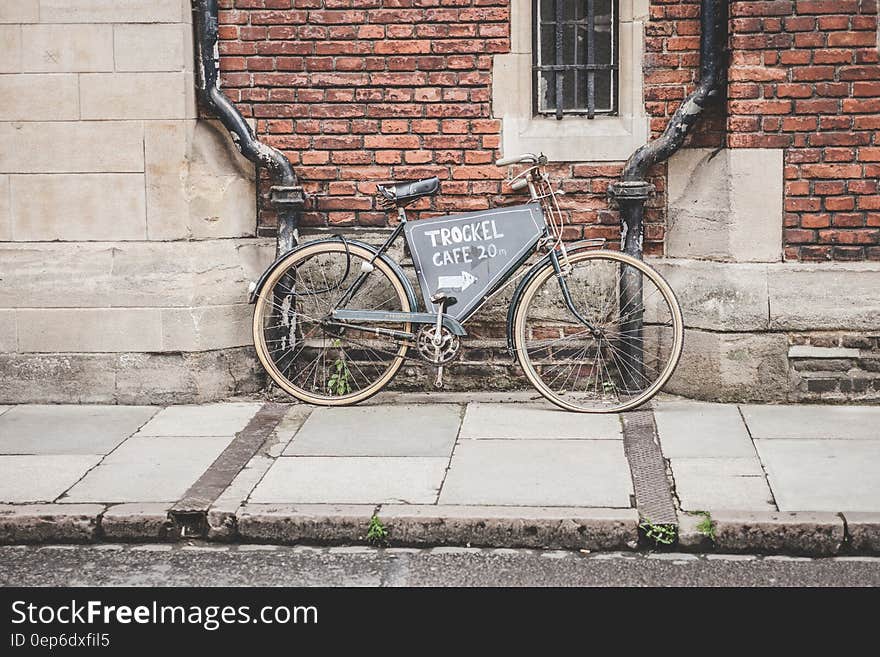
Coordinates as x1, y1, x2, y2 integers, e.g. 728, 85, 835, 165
513, 250, 684, 413
252, 242, 412, 406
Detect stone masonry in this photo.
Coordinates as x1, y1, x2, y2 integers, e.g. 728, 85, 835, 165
0, 0, 274, 403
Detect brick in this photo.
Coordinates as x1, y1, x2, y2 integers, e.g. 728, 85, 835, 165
800, 164, 865, 179
795, 0, 858, 13
729, 100, 793, 115
828, 32, 876, 47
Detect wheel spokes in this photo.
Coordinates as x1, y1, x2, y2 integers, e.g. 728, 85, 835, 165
518, 253, 681, 412
255, 246, 409, 402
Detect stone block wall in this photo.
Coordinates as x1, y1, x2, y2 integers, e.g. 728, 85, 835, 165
0, 0, 273, 403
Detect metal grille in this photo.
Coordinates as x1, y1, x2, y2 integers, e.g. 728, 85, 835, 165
621, 408, 678, 527
533, 0, 618, 120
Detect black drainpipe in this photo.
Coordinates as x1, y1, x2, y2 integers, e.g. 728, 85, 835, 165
608, 0, 727, 387
192, 0, 304, 255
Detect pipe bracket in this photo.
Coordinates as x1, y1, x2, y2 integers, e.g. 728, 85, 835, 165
270, 185, 306, 210
608, 180, 655, 203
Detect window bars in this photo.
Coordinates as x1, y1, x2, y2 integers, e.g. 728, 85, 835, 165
534, 0, 618, 120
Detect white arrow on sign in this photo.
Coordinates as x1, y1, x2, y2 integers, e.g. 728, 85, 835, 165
437, 271, 478, 291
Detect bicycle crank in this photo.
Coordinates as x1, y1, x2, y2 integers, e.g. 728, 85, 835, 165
415, 325, 461, 365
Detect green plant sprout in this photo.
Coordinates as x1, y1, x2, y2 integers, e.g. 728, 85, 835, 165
328, 338, 352, 396
693, 511, 716, 541
639, 519, 677, 546
366, 514, 388, 545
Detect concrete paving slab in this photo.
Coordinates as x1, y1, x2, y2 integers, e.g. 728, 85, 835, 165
136, 403, 262, 437
271, 406, 313, 448
0, 406, 11, 417
207, 454, 276, 540
459, 403, 621, 440
367, 391, 540, 405
741, 404, 880, 440
653, 402, 755, 458
670, 458, 775, 511
439, 440, 632, 507
0, 455, 103, 503
0, 405, 158, 455
285, 405, 461, 457
756, 439, 880, 512
249, 457, 449, 505
62, 435, 234, 503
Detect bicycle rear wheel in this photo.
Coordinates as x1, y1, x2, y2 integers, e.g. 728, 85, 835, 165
512, 250, 683, 413
252, 241, 412, 406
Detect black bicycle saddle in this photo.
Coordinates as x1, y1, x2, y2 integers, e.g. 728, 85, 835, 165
377, 177, 440, 208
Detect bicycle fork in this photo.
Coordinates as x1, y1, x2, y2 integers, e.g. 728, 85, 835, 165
549, 249, 603, 339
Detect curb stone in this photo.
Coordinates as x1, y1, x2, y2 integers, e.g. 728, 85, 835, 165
101, 503, 179, 542
1, 503, 878, 556
206, 505, 240, 542
378, 505, 639, 550
710, 510, 845, 556
236, 504, 377, 544
843, 513, 880, 554
676, 511, 714, 552
0, 504, 105, 544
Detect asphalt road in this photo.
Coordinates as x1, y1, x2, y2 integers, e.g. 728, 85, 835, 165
1, 544, 878, 587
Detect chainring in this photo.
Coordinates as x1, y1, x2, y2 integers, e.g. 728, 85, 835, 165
415, 325, 461, 365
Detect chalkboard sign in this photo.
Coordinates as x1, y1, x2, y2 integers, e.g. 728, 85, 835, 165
404, 203, 546, 321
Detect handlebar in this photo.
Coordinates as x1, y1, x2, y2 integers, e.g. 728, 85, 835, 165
495, 153, 538, 166
509, 177, 529, 191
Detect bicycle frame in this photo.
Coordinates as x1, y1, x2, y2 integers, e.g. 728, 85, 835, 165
324, 195, 602, 341
246, 153, 605, 344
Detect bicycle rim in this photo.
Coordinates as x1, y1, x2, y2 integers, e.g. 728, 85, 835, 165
252, 242, 411, 406
514, 250, 683, 413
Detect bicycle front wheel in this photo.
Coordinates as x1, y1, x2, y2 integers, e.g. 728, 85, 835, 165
252, 241, 412, 406
512, 250, 683, 413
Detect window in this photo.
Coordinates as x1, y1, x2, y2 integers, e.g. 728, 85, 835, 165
492, 0, 648, 162
534, 0, 618, 119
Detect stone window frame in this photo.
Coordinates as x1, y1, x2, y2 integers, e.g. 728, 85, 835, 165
493, 0, 650, 162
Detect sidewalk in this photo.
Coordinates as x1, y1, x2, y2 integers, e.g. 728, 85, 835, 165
0, 394, 877, 555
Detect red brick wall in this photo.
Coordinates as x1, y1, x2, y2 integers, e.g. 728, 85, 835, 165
218, 0, 880, 261
216, 0, 681, 255
728, 0, 879, 261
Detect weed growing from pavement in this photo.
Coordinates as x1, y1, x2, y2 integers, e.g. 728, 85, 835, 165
693, 511, 716, 542
366, 514, 388, 545
639, 520, 677, 546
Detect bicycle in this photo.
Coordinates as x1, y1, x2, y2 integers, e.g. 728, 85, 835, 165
249, 153, 684, 413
